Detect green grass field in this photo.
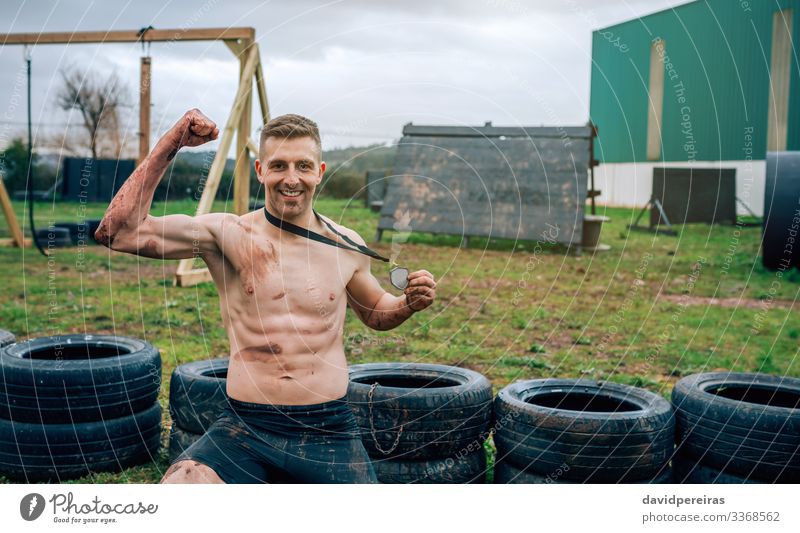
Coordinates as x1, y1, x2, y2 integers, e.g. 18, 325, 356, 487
0, 198, 798, 483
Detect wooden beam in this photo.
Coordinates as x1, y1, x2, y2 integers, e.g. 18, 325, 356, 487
224, 39, 245, 57
247, 138, 259, 157
0, 27, 255, 45
174, 268, 213, 287
0, 238, 32, 247
234, 41, 254, 215
138, 56, 151, 165
175, 45, 259, 285
0, 178, 27, 247
254, 50, 271, 126
196, 44, 258, 216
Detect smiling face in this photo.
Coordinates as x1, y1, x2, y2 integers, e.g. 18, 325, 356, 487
255, 136, 326, 221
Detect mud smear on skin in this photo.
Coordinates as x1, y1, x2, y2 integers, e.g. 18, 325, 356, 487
233, 343, 283, 363
143, 239, 159, 256
234, 218, 279, 296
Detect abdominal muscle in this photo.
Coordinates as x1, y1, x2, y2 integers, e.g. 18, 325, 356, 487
221, 302, 351, 405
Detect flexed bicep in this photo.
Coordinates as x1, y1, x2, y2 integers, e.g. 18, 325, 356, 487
116, 212, 227, 260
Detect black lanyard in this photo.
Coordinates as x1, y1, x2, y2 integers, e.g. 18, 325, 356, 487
263, 207, 390, 263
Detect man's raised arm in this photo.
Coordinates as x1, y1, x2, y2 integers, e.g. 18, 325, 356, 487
94, 109, 222, 259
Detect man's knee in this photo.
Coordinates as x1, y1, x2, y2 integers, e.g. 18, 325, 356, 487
160, 460, 225, 484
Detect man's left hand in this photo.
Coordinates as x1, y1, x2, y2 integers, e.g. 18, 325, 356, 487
404, 270, 436, 312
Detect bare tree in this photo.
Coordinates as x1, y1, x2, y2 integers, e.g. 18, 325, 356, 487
56, 66, 131, 160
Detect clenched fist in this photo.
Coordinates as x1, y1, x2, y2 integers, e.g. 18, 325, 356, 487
404, 270, 436, 312
164, 109, 219, 156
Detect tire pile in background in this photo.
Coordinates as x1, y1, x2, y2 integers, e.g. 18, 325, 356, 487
347, 363, 493, 483
762, 151, 800, 271
167, 358, 230, 461
0, 334, 162, 481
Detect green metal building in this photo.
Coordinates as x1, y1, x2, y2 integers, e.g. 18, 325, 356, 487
589, 0, 798, 215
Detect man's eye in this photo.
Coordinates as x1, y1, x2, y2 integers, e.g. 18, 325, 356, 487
299, 163, 310, 170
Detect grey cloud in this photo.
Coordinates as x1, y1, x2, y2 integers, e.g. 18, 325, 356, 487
0, 0, 684, 150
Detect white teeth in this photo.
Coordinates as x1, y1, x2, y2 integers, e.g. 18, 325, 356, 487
280, 190, 302, 197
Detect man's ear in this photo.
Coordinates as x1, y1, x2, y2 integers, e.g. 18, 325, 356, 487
254, 159, 264, 183
317, 161, 326, 184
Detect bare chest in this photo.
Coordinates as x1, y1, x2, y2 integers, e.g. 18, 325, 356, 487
213, 230, 358, 315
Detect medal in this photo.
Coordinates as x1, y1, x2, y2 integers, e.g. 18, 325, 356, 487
389, 265, 409, 290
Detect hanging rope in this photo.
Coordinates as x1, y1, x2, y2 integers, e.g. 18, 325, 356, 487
137, 26, 154, 56
24, 44, 46, 257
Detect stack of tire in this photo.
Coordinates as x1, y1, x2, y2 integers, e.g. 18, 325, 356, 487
672, 372, 800, 483
762, 151, 800, 271
54, 219, 102, 246
168, 358, 229, 461
347, 363, 493, 484
0, 334, 162, 481
493, 379, 674, 483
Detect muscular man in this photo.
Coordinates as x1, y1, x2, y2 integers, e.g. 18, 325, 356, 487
95, 109, 436, 483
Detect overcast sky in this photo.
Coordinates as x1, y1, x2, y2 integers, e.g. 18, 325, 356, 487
0, 0, 687, 152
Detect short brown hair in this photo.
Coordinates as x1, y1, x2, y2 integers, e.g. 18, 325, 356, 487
259, 113, 321, 159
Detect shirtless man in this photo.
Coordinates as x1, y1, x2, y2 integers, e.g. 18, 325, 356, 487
95, 109, 436, 483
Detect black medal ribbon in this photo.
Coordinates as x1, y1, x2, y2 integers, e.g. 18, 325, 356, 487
263, 207, 390, 263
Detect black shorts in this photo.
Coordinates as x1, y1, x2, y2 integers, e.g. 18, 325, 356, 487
173, 395, 378, 483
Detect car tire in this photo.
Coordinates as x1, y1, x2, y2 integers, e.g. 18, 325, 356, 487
168, 358, 229, 434
494, 379, 674, 483
0, 335, 161, 424
369, 448, 487, 484
0, 402, 162, 482
493, 458, 672, 484
168, 425, 203, 462
672, 372, 800, 482
348, 363, 493, 460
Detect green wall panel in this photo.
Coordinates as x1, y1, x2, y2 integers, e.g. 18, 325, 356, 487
590, 0, 799, 163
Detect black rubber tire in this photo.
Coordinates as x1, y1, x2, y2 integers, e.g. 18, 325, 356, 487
0, 334, 161, 423
168, 425, 203, 462
370, 448, 487, 484
672, 372, 800, 482
762, 152, 800, 270
53, 222, 93, 246
672, 452, 761, 484
34, 227, 72, 247
0, 402, 162, 482
348, 363, 493, 460
494, 379, 674, 483
86, 219, 102, 244
169, 358, 229, 434
493, 459, 672, 484
0, 330, 14, 348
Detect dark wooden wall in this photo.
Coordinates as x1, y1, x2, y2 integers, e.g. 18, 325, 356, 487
379, 125, 592, 245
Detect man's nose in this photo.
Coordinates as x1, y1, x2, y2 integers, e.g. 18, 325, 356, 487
284, 169, 301, 185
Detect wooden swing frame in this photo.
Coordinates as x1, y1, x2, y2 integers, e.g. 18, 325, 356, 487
0, 27, 270, 286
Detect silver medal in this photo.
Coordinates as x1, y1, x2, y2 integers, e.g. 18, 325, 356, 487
389, 266, 409, 290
